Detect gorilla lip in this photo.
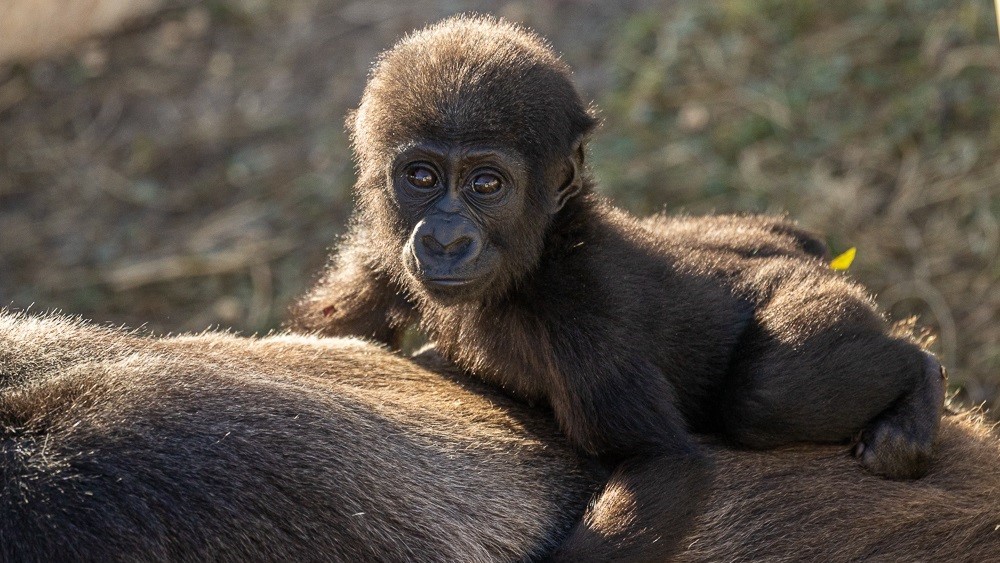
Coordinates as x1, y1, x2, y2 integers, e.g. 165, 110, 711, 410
425, 277, 474, 287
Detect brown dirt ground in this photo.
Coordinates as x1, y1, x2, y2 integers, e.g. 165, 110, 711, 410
0, 0, 997, 412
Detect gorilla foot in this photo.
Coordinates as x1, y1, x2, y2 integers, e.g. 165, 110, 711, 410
854, 352, 947, 479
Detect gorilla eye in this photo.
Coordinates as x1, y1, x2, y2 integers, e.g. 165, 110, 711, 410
406, 165, 438, 189
471, 173, 502, 195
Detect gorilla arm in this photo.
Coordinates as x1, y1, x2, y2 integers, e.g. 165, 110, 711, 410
548, 353, 713, 562
287, 231, 414, 348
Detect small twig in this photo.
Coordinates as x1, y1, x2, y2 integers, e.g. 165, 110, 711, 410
46, 239, 298, 291
102, 239, 297, 290
188, 199, 269, 252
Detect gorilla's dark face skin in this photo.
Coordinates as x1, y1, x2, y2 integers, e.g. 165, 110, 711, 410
290, 15, 946, 562
391, 140, 582, 303
393, 142, 527, 301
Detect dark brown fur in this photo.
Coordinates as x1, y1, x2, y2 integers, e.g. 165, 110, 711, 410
2, 312, 997, 561
289, 16, 946, 561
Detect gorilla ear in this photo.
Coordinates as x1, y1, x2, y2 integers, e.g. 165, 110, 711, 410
553, 140, 586, 213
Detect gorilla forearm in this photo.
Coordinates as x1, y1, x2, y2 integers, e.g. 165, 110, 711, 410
288, 237, 414, 348
545, 351, 714, 560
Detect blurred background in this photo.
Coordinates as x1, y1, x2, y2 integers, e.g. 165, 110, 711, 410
0, 0, 997, 412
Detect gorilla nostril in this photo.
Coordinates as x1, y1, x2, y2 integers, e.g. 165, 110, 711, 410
421, 235, 445, 253
443, 236, 472, 255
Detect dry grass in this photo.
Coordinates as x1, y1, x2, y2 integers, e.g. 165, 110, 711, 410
0, 0, 996, 411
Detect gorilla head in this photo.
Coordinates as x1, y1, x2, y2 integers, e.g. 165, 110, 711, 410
349, 16, 597, 302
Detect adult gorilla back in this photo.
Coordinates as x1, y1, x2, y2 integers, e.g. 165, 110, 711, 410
0, 312, 596, 561
2, 312, 998, 561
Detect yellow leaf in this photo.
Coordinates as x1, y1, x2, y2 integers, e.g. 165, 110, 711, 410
830, 247, 856, 271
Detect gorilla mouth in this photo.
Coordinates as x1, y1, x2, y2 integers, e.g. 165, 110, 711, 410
417, 272, 487, 301
426, 277, 474, 287
402, 238, 501, 301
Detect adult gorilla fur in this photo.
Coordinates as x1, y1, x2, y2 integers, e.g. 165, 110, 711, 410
0, 311, 596, 561
1, 311, 998, 561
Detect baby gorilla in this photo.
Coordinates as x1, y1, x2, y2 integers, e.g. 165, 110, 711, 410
291, 16, 946, 561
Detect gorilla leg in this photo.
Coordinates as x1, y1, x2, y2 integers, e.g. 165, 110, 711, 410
721, 267, 945, 479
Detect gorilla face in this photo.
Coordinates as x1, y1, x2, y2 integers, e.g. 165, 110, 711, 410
391, 141, 538, 303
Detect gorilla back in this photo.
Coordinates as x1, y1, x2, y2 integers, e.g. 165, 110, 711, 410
0, 312, 597, 561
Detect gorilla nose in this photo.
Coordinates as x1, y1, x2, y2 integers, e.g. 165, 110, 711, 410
413, 217, 482, 273
421, 234, 472, 257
